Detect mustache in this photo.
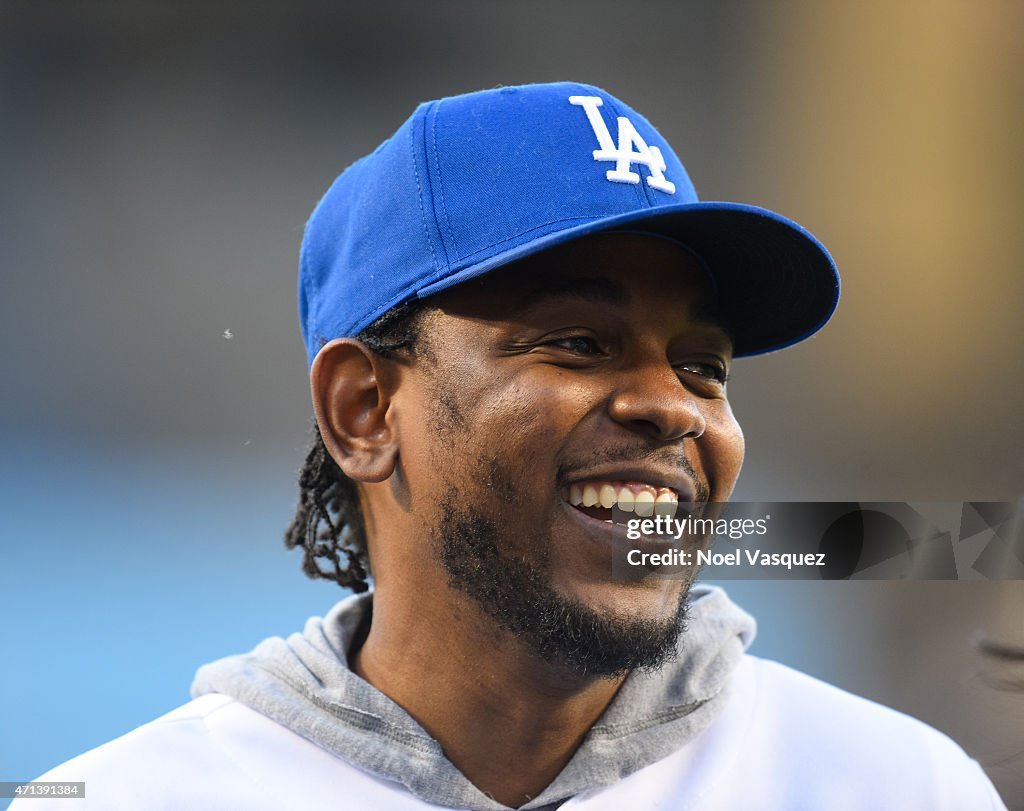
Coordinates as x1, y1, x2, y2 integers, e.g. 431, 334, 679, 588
556, 445, 710, 503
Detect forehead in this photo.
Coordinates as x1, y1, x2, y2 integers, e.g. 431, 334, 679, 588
431, 232, 727, 333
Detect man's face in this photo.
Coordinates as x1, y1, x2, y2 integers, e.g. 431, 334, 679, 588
392, 232, 745, 676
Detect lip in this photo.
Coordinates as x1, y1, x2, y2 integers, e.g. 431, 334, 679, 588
559, 496, 680, 551
561, 497, 663, 548
558, 498, 694, 580
560, 465, 700, 505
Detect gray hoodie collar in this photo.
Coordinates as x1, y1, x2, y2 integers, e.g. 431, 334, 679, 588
192, 584, 755, 810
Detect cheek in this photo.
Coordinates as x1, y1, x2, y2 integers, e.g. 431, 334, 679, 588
703, 404, 745, 500
422, 369, 587, 490
469, 366, 593, 436
475, 379, 584, 473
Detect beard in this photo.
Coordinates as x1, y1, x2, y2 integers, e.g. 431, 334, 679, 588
432, 466, 691, 679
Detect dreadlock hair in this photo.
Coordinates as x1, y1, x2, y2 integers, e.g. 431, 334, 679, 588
284, 299, 436, 593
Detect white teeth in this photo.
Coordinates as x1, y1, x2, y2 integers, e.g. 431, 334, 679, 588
570, 480, 682, 519
634, 490, 655, 517
655, 491, 678, 517
617, 487, 635, 512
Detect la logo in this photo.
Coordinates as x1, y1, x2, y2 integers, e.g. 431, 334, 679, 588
569, 95, 676, 194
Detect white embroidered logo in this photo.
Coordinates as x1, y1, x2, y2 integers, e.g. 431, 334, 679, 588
568, 95, 676, 194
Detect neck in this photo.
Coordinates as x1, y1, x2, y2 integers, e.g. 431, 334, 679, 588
352, 583, 627, 807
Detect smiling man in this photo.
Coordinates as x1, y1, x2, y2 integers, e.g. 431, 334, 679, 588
16, 83, 1006, 810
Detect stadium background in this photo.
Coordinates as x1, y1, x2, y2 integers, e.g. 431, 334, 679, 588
2, 1, 1022, 806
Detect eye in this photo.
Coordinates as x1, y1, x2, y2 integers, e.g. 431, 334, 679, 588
549, 335, 603, 354
678, 361, 730, 386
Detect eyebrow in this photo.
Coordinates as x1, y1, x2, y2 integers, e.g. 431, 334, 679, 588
511, 273, 631, 311
508, 269, 735, 349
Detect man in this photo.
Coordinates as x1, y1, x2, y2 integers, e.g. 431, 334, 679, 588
16, 82, 1006, 809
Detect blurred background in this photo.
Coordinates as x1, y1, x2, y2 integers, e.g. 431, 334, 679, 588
1, 0, 1022, 807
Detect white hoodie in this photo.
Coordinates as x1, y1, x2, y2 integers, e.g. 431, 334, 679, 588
14, 586, 1007, 810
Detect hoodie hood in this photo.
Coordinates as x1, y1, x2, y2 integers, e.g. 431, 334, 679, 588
192, 584, 755, 810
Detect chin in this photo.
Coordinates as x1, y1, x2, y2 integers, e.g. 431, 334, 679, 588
559, 573, 693, 626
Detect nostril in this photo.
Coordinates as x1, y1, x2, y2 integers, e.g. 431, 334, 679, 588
607, 380, 706, 443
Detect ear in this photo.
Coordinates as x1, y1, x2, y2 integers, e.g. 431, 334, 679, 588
310, 338, 400, 483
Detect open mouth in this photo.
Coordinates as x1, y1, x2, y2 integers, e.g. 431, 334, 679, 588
564, 480, 689, 526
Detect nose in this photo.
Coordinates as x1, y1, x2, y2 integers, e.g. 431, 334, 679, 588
607, 361, 707, 442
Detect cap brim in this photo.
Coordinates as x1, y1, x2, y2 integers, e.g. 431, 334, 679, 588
416, 201, 839, 358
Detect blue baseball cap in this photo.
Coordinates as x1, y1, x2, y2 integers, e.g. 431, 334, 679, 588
299, 81, 839, 365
